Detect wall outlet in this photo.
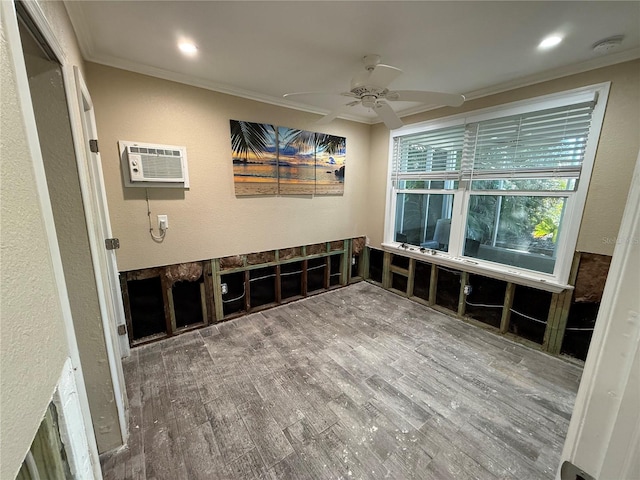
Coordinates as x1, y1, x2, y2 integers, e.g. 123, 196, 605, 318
157, 214, 168, 230
221, 283, 228, 295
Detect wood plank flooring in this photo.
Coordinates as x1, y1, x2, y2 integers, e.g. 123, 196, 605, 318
101, 282, 582, 480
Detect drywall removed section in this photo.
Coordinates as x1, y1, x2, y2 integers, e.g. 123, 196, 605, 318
85, 63, 371, 272
121, 238, 366, 346
367, 247, 611, 360
366, 60, 640, 256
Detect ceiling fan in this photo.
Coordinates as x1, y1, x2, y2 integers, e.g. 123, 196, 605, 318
284, 54, 465, 130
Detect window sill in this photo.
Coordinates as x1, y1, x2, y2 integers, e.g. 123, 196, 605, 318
381, 242, 572, 293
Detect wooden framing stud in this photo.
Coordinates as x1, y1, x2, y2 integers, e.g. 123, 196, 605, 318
361, 246, 371, 281
407, 259, 416, 298
500, 282, 515, 334
458, 271, 469, 317
211, 259, 225, 322
382, 252, 392, 289
428, 263, 438, 306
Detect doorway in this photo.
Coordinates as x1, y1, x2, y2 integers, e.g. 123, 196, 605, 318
16, 2, 127, 453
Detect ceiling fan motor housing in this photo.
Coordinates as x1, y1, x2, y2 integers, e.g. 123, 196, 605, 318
361, 95, 379, 108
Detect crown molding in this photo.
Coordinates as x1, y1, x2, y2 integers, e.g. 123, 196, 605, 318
63, 1, 95, 61
395, 47, 640, 121
65, 0, 639, 128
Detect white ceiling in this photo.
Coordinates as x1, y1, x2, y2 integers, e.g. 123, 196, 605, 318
65, 1, 640, 125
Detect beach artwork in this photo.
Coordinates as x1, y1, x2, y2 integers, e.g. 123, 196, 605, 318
315, 133, 346, 195
278, 127, 316, 195
230, 120, 346, 196
230, 120, 278, 195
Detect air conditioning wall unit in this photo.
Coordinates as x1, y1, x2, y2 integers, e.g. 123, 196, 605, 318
119, 140, 190, 188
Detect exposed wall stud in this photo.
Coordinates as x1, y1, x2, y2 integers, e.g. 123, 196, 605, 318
382, 252, 392, 289
407, 259, 416, 298
458, 271, 469, 317
211, 259, 224, 322
429, 263, 438, 306
500, 282, 516, 334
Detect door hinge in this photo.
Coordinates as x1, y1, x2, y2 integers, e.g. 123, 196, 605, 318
105, 238, 120, 250
117, 324, 127, 336
89, 139, 99, 153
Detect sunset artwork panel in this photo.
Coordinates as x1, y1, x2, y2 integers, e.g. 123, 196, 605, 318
230, 120, 346, 196
315, 133, 346, 195
278, 127, 316, 195
230, 120, 278, 196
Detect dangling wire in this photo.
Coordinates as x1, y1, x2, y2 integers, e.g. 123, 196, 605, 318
146, 189, 166, 242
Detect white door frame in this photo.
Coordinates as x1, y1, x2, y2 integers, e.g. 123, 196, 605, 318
71, 67, 129, 444
73, 64, 131, 363
8, 0, 129, 457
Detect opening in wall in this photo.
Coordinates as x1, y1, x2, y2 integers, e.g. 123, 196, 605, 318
435, 266, 462, 312
368, 249, 384, 284
17, 402, 71, 479
172, 276, 205, 329
127, 276, 167, 341
412, 261, 432, 303
464, 274, 507, 328
510, 285, 551, 344
307, 257, 327, 293
221, 271, 246, 318
250, 266, 277, 310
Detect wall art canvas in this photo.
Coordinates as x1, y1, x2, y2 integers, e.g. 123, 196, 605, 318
230, 120, 278, 195
315, 133, 346, 195
277, 127, 316, 195
230, 120, 346, 196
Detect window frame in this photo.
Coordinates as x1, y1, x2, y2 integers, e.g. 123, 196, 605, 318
383, 83, 611, 292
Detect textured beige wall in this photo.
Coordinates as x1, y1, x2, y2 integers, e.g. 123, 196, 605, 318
0, 22, 69, 480
367, 60, 640, 256
86, 63, 371, 272
23, 40, 121, 451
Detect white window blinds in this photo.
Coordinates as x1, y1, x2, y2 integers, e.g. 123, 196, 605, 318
392, 124, 466, 182
392, 99, 596, 182
467, 101, 595, 179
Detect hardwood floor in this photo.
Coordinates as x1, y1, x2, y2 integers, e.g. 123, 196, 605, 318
101, 282, 582, 480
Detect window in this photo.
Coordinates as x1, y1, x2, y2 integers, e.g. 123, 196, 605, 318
385, 84, 609, 288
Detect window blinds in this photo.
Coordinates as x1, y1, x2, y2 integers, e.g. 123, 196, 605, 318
467, 101, 595, 179
392, 100, 595, 182
392, 124, 466, 182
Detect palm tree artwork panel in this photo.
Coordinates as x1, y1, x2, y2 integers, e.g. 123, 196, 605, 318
230, 120, 346, 196
230, 120, 278, 195
278, 127, 316, 195
315, 133, 346, 195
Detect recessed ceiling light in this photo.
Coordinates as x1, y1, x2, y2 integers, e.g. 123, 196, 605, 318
178, 41, 198, 56
539, 34, 563, 50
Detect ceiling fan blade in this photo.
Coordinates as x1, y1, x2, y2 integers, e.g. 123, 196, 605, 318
388, 90, 465, 107
366, 64, 403, 89
316, 100, 361, 125
374, 102, 404, 130
283, 91, 357, 100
